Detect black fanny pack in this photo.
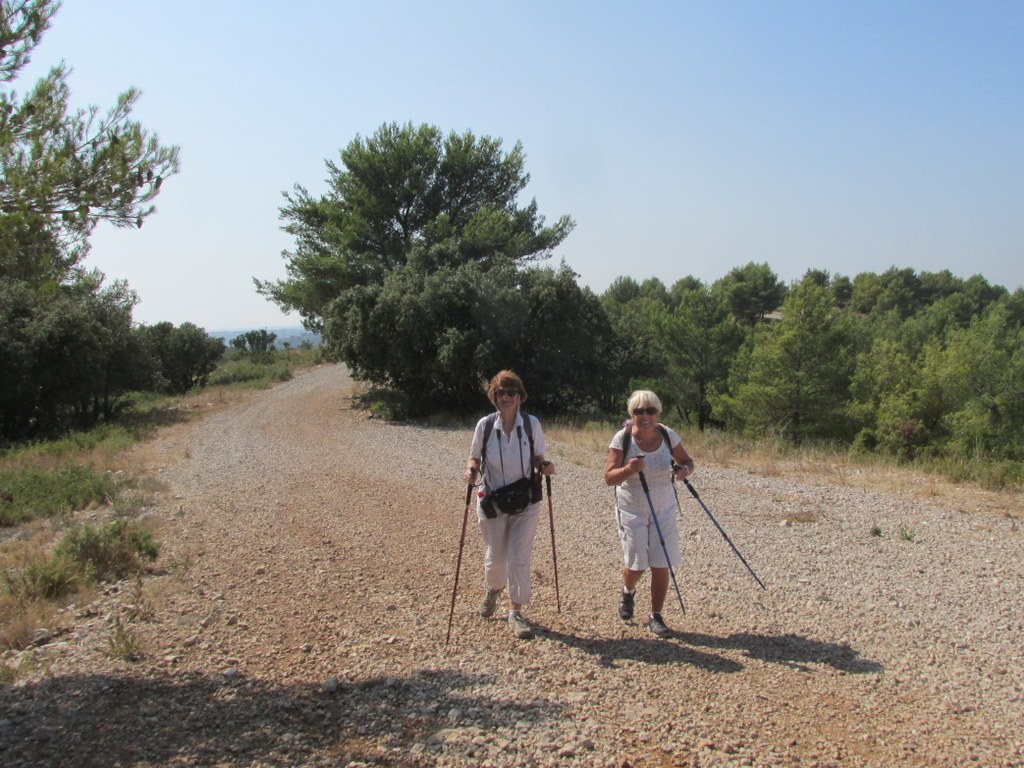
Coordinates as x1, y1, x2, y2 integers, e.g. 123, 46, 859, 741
482, 475, 542, 518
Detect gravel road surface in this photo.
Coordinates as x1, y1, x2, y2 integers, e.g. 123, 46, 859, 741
2, 364, 1022, 767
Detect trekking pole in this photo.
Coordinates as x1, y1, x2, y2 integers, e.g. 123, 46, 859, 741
544, 474, 561, 613
445, 478, 475, 645
637, 469, 686, 613
682, 478, 767, 591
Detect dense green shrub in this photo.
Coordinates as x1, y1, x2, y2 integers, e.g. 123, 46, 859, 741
0, 465, 119, 526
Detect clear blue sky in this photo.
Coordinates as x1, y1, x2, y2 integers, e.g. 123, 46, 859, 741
19, 1, 1024, 331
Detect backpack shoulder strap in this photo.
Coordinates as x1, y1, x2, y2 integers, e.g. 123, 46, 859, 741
480, 412, 499, 464
482, 412, 536, 464
520, 411, 536, 466
618, 420, 672, 467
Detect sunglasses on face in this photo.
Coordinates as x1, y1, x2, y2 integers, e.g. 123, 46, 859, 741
495, 388, 520, 398
632, 407, 658, 416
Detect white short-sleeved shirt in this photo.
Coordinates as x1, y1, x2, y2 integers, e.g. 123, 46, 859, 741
470, 410, 546, 492
610, 424, 681, 516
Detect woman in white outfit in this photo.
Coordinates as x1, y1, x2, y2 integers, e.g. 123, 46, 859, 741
464, 370, 555, 639
604, 390, 694, 637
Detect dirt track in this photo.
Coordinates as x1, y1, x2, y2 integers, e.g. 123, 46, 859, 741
2, 364, 1022, 767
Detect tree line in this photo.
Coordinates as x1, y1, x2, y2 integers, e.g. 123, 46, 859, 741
3, 4, 1019, 483
261, 121, 1023, 484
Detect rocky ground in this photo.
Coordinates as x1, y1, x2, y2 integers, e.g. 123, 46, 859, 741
2, 364, 1022, 768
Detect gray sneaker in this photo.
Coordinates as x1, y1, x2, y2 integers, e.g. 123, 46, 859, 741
479, 588, 503, 618
508, 611, 533, 639
647, 612, 671, 638
618, 588, 635, 620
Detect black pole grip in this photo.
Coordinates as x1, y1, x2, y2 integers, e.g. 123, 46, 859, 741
683, 478, 699, 499
638, 470, 651, 494
545, 474, 552, 496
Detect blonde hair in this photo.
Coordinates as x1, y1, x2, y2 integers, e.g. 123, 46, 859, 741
487, 369, 527, 406
627, 389, 662, 415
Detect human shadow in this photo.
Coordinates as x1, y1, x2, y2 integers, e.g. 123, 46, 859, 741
539, 627, 744, 673
0, 667, 561, 768
675, 631, 884, 674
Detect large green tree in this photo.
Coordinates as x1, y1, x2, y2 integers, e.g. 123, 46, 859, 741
259, 122, 573, 330
715, 280, 855, 442
265, 122, 606, 415
654, 282, 746, 429
1, 2, 178, 256
140, 322, 225, 395
0, 0, 179, 440
713, 262, 788, 325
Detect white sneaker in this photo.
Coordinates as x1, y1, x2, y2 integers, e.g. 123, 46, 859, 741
479, 588, 503, 618
508, 611, 533, 639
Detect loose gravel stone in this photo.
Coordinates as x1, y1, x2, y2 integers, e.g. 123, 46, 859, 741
1, 363, 1021, 768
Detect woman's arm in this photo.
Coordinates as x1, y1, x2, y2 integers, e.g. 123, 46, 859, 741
671, 442, 694, 480
604, 448, 645, 486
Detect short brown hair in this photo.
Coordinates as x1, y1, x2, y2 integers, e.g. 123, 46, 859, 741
487, 369, 527, 406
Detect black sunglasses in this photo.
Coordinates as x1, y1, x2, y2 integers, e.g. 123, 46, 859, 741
495, 387, 520, 398
632, 406, 658, 416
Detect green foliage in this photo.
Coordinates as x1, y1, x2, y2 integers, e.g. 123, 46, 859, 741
0, 273, 156, 439
2, 552, 79, 601
716, 281, 855, 442
139, 321, 225, 394
0, 1, 179, 442
230, 329, 277, 355
713, 262, 788, 325
53, 520, 158, 584
0, 463, 119, 526
3, 520, 158, 603
259, 121, 573, 329
106, 613, 142, 660
269, 121, 620, 416
0, 2, 179, 242
358, 388, 411, 421
653, 282, 746, 429
206, 358, 293, 388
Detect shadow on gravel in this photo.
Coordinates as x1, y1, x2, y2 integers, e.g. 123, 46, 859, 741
0, 668, 561, 768
676, 631, 884, 674
539, 628, 744, 672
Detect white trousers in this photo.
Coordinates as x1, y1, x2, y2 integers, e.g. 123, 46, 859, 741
477, 502, 542, 606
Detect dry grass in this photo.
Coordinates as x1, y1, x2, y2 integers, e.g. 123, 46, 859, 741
545, 420, 1023, 520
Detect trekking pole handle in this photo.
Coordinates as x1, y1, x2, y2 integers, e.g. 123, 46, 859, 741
683, 478, 700, 499
637, 469, 651, 494
545, 474, 552, 496
465, 466, 477, 505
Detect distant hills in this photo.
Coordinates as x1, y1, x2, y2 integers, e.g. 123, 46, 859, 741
208, 326, 321, 348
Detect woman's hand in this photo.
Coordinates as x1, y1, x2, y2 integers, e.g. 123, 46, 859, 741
626, 455, 646, 475
673, 462, 692, 481
539, 460, 556, 476
464, 464, 479, 485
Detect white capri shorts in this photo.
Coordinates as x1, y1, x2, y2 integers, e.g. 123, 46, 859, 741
616, 505, 681, 570
477, 502, 542, 606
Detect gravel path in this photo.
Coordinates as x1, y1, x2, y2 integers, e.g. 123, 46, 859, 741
2, 363, 1022, 767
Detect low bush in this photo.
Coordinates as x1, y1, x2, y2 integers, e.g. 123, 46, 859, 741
207, 360, 293, 388
0, 464, 119, 526
54, 520, 159, 584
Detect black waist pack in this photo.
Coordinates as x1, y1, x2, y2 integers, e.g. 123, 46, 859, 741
482, 475, 540, 518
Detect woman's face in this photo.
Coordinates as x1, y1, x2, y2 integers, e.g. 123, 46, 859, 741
631, 402, 659, 426
494, 385, 520, 409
